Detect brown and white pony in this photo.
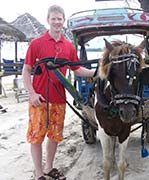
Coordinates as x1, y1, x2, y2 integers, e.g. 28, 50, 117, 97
95, 39, 145, 180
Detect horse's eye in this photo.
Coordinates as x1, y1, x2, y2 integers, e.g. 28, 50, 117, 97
126, 75, 130, 79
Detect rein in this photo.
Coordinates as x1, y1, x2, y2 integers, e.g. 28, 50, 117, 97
35, 57, 98, 130
47, 72, 96, 128
35, 57, 99, 69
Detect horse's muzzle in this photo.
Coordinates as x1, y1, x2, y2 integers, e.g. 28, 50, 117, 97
113, 94, 142, 123
119, 103, 137, 123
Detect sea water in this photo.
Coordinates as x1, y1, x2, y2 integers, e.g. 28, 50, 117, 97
0, 41, 28, 90
1, 41, 101, 88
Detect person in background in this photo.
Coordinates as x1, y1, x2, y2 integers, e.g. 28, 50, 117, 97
22, 5, 95, 180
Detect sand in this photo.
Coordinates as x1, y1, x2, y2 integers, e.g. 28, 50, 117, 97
0, 89, 149, 180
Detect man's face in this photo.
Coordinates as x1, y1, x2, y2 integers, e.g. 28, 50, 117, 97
47, 11, 65, 33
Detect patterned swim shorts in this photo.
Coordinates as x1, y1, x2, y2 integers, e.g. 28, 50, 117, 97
27, 102, 66, 144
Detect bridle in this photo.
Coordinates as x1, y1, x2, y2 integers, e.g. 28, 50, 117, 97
107, 52, 142, 108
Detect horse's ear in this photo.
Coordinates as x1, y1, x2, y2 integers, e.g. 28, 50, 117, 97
104, 38, 113, 51
137, 39, 146, 50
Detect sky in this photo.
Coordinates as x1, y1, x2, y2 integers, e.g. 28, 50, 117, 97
0, 0, 140, 28
0, 0, 142, 59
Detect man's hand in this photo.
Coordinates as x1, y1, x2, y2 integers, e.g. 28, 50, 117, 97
29, 92, 45, 106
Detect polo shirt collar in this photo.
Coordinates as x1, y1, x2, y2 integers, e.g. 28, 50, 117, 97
44, 30, 64, 42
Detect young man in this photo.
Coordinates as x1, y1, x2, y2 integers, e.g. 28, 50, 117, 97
22, 5, 95, 180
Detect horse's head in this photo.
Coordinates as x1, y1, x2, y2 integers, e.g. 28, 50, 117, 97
98, 39, 145, 123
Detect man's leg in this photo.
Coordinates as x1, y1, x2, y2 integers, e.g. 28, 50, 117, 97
31, 143, 44, 179
44, 139, 58, 173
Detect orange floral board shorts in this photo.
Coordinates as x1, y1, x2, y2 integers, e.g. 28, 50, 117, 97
27, 102, 66, 144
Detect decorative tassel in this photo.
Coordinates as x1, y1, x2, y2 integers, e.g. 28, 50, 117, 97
141, 147, 149, 158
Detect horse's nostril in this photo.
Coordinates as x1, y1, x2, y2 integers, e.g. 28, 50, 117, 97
119, 104, 137, 122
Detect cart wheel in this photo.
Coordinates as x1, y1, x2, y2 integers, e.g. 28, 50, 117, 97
82, 120, 96, 144
146, 118, 149, 143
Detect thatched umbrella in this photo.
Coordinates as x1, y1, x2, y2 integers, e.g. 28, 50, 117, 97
0, 17, 26, 61
0, 17, 26, 94
11, 13, 46, 41
0, 17, 26, 41
0, 17, 26, 64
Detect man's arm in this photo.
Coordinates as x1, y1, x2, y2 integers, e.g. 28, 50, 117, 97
74, 66, 95, 77
22, 64, 35, 94
22, 64, 45, 106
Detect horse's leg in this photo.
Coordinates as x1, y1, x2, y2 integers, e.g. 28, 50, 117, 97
98, 127, 116, 180
117, 137, 129, 180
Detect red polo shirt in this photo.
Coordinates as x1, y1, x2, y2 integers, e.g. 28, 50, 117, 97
25, 31, 80, 103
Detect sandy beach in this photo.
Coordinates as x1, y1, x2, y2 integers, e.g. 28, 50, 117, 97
0, 84, 149, 180
0, 88, 84, 180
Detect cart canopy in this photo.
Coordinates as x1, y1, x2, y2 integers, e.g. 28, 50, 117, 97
67, 7, 149, 45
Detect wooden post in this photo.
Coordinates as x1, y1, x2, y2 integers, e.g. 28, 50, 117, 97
15, 41, 18, 62
15, 41, 18, 78
0, 40, 2, 94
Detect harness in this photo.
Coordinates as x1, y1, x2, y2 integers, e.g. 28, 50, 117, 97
108, 53, 142, 107
34, 56, 149, 158
98, 52, 149, 157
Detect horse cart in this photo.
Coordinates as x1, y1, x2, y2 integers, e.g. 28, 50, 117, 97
33, 6, 149, 179
67, 7, 149, 145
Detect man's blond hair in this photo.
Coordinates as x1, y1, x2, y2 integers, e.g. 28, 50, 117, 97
47, 5, 65, 19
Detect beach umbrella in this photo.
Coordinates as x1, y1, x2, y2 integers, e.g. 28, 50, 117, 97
0, 17, 26, 41
0, 17, 27, 62
11, 13, 46, 41
0, 18, 27, 94
0, 17, 27, 64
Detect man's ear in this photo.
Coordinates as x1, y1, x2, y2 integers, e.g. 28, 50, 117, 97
47, 18, 49, 24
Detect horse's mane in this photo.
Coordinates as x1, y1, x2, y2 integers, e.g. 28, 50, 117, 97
98, 40, 145, 80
